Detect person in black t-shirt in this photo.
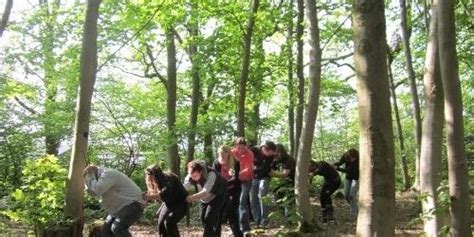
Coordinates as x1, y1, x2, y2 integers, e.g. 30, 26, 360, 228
271, 144, 296, 218
334, 148, 359, 217
309, 160, 341, 222
143, 165, 188, 237
184, 160, 227, 237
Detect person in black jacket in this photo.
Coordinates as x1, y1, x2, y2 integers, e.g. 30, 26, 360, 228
334, 148, 359, 217
184, 160, 227, 237
250, 141, 276, 228
143, 165, 188, 237
212, 145, 243, 237
309, 160, 341, 222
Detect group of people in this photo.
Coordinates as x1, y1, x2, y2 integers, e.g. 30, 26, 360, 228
83, 137, 359, 237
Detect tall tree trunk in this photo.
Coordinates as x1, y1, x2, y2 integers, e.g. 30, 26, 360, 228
437, 0, 472, 235
388, 53, 410, 191
352, 0, 395, 236
237, 0, 259, 137
0, 0, 13, 37
295, 0, 321, 232
399, 0, 422, 191
165, 26, 180, 176
287, 0, 296, 156
247, 39, 265, 143
186, 6, 201, 166
420, 1, 447, 234
64, 1, 101, 236
294, 0, 304, 159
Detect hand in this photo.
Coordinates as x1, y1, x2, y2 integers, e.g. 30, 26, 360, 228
186, 195, 194, 203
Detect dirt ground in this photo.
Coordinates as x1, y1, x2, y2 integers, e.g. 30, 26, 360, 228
130, 191, 424, 237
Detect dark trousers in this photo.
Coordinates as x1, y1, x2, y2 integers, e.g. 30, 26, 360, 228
101, 201, 143, 237
223, 188, 243, 237
320, 177, 341, 221
157, 202, 187, 237
200, 194, 226, 237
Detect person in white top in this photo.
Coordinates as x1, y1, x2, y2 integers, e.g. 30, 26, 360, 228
84, 165, 145, 237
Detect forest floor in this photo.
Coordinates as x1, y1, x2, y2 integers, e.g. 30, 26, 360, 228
130, 190, 424, 237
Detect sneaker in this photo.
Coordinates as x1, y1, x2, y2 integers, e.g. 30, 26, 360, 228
243, 231, 252, 237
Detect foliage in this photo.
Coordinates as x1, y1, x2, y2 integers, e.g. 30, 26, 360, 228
2, 155, 70, 229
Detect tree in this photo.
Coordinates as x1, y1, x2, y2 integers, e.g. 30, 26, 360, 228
294, 0, 304, 158
286, 0, 296, 156
64, 0, 101, 235
295, 0, 321, 232
237, 0, 259, 137
419, 0, 447, 234
437, 0, 472, 235
0, 0, 13, 37
399, 0, 422, 191
165, 25, 180, 176
352, 0, 395, 235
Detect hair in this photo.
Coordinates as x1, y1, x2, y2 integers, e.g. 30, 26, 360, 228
187, 160, 205, 173
218, 145, 233, 166
145, 165, 163, 193
275, 143, 288, 157
234, 137, 247, 146
347, 148, 359, 160
263, 141, 277, 151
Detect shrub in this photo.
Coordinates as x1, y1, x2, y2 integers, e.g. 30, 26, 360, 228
2, 155, 69, 230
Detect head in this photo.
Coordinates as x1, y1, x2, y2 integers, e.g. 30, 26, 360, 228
218, 145, 232, 165
187, 160, 206, 181
234, 137, 247, 151
275, 143, 288, 158
347, 148, 359, 162
145, 165, 163, 192
261, 141, 277, 156
83, 165, 99, 179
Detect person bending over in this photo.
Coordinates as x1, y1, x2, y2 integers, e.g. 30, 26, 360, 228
84, 165, 145, 237
309, 160, 341, 222
184, 160, 227, 237
143, 165, 188, 237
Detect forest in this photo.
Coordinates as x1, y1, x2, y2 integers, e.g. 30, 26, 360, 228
0, 0, 472, 236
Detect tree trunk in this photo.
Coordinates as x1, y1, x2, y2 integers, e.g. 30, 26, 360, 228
399, 0, 423, 192
419, 1, 447, 234
64, 0, 101, 236
0, 0, 13, 37
286, 0, 296, 156
294, 0, 304, 159
388, 53, 410, 191
437, 0, 472, 235
237, 0, 259, 137
165, 26, 180, 176
352, 0, 395, 236
295, 0, 321, 232
186, 7, 202, 166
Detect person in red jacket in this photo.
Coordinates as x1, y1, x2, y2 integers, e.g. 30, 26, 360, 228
231, 137, 254, 235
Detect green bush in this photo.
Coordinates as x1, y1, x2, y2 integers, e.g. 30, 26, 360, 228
2, 155, 69, 229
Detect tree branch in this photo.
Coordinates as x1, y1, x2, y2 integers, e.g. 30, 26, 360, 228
0, 0, 13, 38
144, 44, 167, 86
320, 14, 351, 51
14, 96, 38, 114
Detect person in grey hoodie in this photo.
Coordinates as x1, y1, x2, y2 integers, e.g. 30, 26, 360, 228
84, 165, 145, 237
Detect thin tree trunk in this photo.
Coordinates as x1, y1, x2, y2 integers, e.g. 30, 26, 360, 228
186, 7, 201, 166
352, 0, 395, 235
437, 0, 472, 235
399, 0, 422, 191
388, 53, 410, 191
64, 1, 101, 236
420, 1, 447, 234
237, 0, 259, 137
0, 0, 13, 37
165, 26, 180, 176
287, 0, 295, 156
294, 0, 304, 159
295, 0, 321, 232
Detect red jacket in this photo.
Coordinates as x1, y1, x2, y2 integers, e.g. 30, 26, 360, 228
231, 147, 254, 182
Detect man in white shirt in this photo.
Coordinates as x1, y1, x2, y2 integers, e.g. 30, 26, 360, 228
84, 165, 145, 237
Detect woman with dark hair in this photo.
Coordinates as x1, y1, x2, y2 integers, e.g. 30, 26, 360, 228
143, 165, 188, 237
309, 160, 341, 222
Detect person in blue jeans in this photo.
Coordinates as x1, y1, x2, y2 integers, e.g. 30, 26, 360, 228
334, 148, 359, 218
231, 137, 254, 236
250, 141, 276, 228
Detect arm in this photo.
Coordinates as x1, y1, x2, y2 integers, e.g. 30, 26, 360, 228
186, 173, 216, 202
85, 170, 116, 196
